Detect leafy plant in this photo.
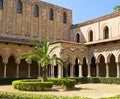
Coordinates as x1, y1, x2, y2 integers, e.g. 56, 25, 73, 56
18, 38, 66, 82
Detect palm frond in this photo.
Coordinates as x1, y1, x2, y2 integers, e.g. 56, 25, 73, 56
48, 45, 60, 55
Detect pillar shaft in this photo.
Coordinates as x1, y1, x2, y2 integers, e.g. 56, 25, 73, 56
106, 63, 109, 77
4, 63, 7, 78
70, 64, 74, 77
51, 66, 54, 78
79, 64, 83, 77
16, 64, 19, 78
38, 64, 41, 77
87, 64, 91, 77
117, 62, 120, 78
96, 63, 99, 77
58, 65, 63, 78
28, 64, 31, 78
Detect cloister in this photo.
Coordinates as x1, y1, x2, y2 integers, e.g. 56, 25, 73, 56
0, 41, 120, 79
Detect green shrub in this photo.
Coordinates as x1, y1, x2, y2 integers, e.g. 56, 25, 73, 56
12, 80, 53, 91
0, 78, 36, 85
0, 92, 88, 99
48, 78, 76, 89
62, 79, 76, 89
69, 77, 120, 84
48, 78, 65, 85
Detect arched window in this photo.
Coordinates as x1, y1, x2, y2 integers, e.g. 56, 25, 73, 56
103, 26, 109, 39
63, 12, 67, 23
49, 8, 54, 20
16, 1, 22, 13
34, 5, 39, 17
88, 30, 93, 41
76, 33, 80, 43
0, 0, 3, 9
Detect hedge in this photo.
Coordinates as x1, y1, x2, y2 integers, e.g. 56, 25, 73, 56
0, 92, 89, 99
12, 80, 53, 91
70, 77, 120, 84
0, 78, 36, 85
48, 78, 76, 89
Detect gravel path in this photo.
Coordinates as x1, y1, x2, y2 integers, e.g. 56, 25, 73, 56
0, 84, 120, 98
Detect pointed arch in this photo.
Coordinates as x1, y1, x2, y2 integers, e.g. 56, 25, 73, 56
103, 26, 109, 39
30, 60, 38, 78
98, 54, 106, 77
16, 0, 22, 13
49, 8, 54, 20
76, 33, 80, 43
19, 59, 28, 78
107, 54, 117, 77
34, 5, 39, 17
7, 55, 17, 78
82, 57, 88, 77
88, 30, 93, 41
0, 0, 3, 9
63, 12, 67, 23
91, 57, 96, 77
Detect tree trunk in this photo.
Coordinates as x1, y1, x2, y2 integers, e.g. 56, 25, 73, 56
42, 67, 47, 82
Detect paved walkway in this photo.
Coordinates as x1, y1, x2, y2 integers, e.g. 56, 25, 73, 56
0, 84, 120, 98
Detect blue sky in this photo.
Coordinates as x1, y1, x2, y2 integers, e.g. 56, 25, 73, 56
41, 0, 120, 24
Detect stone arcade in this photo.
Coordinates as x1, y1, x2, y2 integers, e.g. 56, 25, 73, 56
0, 0, 120, 78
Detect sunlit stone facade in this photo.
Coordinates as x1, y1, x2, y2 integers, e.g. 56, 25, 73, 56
0, 0, 120, 78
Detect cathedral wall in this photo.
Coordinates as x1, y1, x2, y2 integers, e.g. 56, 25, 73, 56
0, 0, 72, 41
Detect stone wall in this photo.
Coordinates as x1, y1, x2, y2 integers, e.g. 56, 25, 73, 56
0, 0, 72, 41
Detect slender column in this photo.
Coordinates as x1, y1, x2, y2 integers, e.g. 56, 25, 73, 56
96, 63, 99, 77
4, 63, 7, 78
49, 66, 51, 77
79, 64, 83, 77
51, 66, 54, 78
87, 64, 91, 77
58, 65, 63, 78
28, 64, 31, 78
65, 65, 68, 77
61, 66, 63, 78
116, 62, 120, 78
106, 63, 109, 77
70, 64, 74, 77
38, 64, 41, 77
16, 64, 19, 78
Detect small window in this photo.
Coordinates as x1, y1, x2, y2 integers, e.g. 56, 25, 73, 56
103, 26, 109, 39
0, 0, 3, 9
76, 33, 80, 43
16, 1, 22, 13
49, 8, 54, 20
63, 12, 67, 23
34, 5, 39, 17
89, 30, 93, 41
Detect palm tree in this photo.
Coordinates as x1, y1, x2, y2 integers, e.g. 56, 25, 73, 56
114, 5, 120, 12
19, 38, 65, 82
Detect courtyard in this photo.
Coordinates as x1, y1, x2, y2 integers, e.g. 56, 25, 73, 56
0, 83, 120, 98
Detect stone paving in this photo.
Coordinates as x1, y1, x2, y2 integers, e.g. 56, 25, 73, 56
0, 84, 120, 98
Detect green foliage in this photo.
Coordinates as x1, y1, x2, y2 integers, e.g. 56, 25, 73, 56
48, 78, 76, 89
19, 38, 65, 82
70, 77, 120, 84
0, 92, 89, 99
114, 5, 120, 12
62, 79, 76, 89
48, 78, 65, 85
12, 80, 53, 91
0, 78, 35, 85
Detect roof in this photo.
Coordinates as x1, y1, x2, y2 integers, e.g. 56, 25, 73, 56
0, 36, 31, 45
71, 11, 120, 29
85, 37, 120, 45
